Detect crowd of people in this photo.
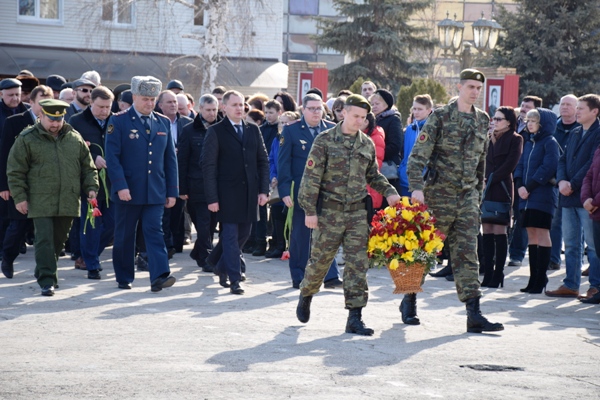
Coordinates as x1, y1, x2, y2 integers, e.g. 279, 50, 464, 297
0, 65, 598, 335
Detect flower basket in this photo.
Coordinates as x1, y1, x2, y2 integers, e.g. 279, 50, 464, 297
388, 261, 426, 294
367, 197, 446, 294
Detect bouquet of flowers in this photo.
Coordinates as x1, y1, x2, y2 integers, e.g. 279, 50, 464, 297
83, 198, 102, 234
367, 197, 446, 293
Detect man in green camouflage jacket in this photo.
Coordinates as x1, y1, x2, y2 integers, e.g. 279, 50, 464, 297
407, 69, 504, 333
296, 94, 400, 336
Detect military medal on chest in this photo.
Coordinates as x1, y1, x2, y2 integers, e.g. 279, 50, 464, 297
299, 139, 307, 151
130, 129, 139, 139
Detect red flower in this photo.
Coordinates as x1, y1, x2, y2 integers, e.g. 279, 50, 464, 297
89, 198, 98, 208
281, 251, 290, 260
92, 207, 102, 217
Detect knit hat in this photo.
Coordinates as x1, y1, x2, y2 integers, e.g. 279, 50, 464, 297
375, 89, 394, 110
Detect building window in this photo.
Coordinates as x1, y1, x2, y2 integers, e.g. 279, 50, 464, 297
289, 0, 318, 16
18, 0, 61, 20
194, 0, 206, 26
102, 0, 133, 25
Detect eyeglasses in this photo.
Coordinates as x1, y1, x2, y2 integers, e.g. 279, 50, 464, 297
77, 88, 92, 93
305, 107, 322, 113
492, 117, 506, 122
334, 109, 343, 113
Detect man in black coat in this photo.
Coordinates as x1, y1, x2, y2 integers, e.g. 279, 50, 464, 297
0, 85, 52, 278
69, 86, 115, 280
202, 90, 269, 294
178, 93, 220, 271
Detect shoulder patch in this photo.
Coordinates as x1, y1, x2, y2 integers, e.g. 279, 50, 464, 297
306, 157, 315, 169
107, 124, 114, 134
417, 132, 429, 143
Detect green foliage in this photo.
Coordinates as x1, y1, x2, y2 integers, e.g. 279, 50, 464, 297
314, 0, 436, 94
396, 78, 448, 121
348, 77, 370, 94
492, 0, 600, 106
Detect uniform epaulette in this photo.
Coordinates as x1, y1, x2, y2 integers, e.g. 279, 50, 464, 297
113, 109, 128, 117
286, 119, 300, 126
154, 111, 168, 120
19, 125, 36, 136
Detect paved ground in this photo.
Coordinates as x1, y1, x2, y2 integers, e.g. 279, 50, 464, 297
1, 242, 599, 400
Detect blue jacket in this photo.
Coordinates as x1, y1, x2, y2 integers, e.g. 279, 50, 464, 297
269, 133, 280, 180
399, 118, 427, 193
514, 108, 560, 215
105, 108, 179, 205
277, 117, 335, 200
557, 118, 600, 208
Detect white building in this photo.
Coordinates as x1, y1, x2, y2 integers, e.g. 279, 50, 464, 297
0, 0, 285, 95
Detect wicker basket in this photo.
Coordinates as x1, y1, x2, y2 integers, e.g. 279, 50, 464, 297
388, 261, 426, 294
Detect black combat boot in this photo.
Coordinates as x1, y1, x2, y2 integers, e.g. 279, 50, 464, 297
252, 240, 267, 257
480, 234, 495, 287
296, 293, 312, 323
465, 297, 504, 333
345, 308, 374, 336
399, 293, 420, 325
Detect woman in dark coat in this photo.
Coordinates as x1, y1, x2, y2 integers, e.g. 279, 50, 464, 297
370, 89, 402, 196
481, 106, 523, 288
514, 108, 560, 294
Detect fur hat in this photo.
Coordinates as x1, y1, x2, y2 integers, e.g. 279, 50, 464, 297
131, 76, 162, 97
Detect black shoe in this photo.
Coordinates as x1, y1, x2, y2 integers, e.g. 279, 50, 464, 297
60, 250, 66, 257
445, 274, 454, 281
118, 282, 132, 290
429, 264, 452, 277
201, 265, 214, 273
324, 278, 343, 288
466, 297, 504, 333
19, 243, 26, 254
265, 248, 284, 259
151, 274, 176, 292
242, 242, 256, 254
252, 243, 267, 257
219, 273, 230, 288
345, 308, 374, 336
136, 255, 149, 271
41, 285, 55, 296
87, 270, 101, 280
580, 290, 600, 304
167, 247, 176, 260
296, 293, 312, 323
292, 282, 300, 289
400, 293, 420, 325
230, 281, 244, 295
1, 260, 14, 279
241, 272, 246, 282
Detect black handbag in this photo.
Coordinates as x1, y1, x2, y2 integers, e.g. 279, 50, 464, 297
481, 173, 511, 224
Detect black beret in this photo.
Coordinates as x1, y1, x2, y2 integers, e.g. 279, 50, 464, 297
119, 89, 133, 105
460, 68, 485, 83
60, 82, 73, 90
46, 75, 67, 92
167, 79, 184, 91
345, 94, 372, 113
306, 87, 323, 100
0, 78, 22, 90
375, 89, 394, 110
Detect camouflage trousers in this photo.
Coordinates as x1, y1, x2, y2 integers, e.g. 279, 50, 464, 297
300, 208, 369, 309
424, 186, 482, 302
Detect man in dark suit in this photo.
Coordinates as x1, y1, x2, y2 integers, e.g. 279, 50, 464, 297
277, 93, 342, 289
178, 93, 220, 271
69, 86, 115, 280
157, 90, 192, 254
202, 90, 269, 295
105, 76, 178, 292
0, 85, 52, 278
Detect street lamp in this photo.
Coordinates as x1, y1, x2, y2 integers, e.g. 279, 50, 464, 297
472, 12, 503, 52
437, 12, 464, 56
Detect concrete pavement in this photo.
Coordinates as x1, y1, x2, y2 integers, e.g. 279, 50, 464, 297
0, 243, 599, 399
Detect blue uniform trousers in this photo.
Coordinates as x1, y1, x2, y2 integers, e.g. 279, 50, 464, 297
112, 203, 170, 284
2, 218, 28, 263
80, 198, 114, 271
216, 222, 252, 284
289, 204, 339, 286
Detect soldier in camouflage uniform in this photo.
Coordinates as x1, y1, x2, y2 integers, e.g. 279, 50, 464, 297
407, 69, 504, 333
295, 94, 400, 336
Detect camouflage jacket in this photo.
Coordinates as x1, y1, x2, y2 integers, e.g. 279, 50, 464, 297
298, 123, 398, 216
407, 100, 489, 196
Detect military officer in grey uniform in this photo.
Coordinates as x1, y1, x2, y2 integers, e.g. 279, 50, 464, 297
295, 94, 400, 335
105, 76, 178, 293
407, 69, 504, 333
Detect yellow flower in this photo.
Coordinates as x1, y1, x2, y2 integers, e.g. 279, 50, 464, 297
401, 196, 411, 207
423, 211, 430, 220
404, 239, 419, 251
385, 207, 396, 219
389, 258, 399, 270
405, 230, 417, 241
401, 209, 415, 221
401, 251, 414, 262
